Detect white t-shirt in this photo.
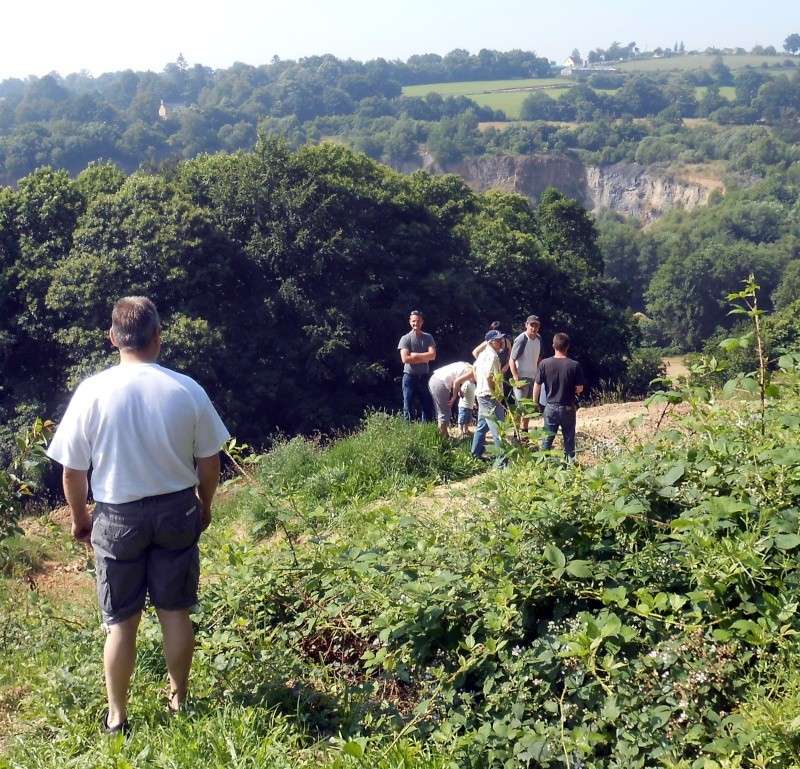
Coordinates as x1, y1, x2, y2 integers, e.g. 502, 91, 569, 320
474, 347, 500, 398
458, 381, 477, 410
430, 361, 472, 389
47, 362, 230, 504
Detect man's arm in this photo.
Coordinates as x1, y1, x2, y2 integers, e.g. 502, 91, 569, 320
450, 370, 475, 403
400, 347, 436, 364
575, 363, 585, 396
472, 341, 487, 359
196, 454, 221, 531
63, 467, 91, 543
533, 361, 544, 405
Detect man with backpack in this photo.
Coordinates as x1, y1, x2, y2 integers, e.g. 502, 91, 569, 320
509, 315, 542, 434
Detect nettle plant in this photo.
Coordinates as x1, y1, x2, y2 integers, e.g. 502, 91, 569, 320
0, 418, 54, 542
648, 275, 800, 433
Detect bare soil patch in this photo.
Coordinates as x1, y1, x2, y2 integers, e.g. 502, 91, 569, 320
663, 355, 690, 382
18, 505, 95, 606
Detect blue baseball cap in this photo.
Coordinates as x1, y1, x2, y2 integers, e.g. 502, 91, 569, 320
484, 330, 504, 342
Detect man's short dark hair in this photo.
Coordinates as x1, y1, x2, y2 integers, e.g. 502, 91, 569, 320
111, 297, 160, 350
410, 309, 424, 319
553, 332, 570, 352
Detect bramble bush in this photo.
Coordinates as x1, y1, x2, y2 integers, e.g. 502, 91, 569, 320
185, 357, 800, 768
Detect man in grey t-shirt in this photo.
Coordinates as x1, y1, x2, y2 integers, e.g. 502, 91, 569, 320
397, 310, 436, 421
509, 314, 542, 433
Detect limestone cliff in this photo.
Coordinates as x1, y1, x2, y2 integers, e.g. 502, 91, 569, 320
410, 152, 723, 223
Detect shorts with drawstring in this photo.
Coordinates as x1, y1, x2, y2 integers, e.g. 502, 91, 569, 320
90, 487, 201, 625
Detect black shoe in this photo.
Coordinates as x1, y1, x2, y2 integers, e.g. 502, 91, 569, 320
103, 712, 130, 736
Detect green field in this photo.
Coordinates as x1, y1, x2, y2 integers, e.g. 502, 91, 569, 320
402, 77, 567, 98
466, 88, 570, 118
402, 78, 573, 118
619, 53, 795, 73
402, 71, 745, 119
695, 85, 737, 100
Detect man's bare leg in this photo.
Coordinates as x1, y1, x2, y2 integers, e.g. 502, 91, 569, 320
104, 612, 141, 727
156, 608, 194, 709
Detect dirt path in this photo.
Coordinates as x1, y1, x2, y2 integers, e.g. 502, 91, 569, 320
663, 355, 690, 382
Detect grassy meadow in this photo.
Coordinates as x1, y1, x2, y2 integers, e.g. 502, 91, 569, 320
402, 78, 572, 118
402, 78, 567, 97
618, 53, 796, 73
402, 75, 740, 119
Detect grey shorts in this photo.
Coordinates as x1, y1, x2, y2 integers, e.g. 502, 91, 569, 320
91, 487, 202, 625
428, 377, 452, 426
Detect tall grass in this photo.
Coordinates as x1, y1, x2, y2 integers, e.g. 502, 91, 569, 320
247, 412, 478, 532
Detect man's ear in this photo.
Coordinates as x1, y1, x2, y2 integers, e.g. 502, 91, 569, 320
108, 328, 119, 348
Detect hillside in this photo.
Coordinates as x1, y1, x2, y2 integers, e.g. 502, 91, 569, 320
3, 370, 800, 767
618, 53, 798, 73
0, 47, 797, 185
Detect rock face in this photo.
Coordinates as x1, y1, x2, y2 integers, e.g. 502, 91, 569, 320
583, 163, 721, 222
413, 152, 722, 223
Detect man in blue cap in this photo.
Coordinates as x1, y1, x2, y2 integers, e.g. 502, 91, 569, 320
471, 330, 506, 460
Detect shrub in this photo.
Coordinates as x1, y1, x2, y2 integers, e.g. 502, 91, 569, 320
623, 346, 667, 395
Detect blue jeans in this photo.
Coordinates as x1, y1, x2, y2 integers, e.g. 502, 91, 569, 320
541, 404, 577, 458
402, 373, 434, 422
471, 396, 504, 458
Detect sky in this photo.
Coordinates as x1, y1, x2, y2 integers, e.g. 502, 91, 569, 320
1, 0, 797, 80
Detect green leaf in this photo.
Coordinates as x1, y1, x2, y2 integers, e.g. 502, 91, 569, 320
600, 612, 622, 637
657, 463, 684, 487
721, 378, 738, 398
601, 586, 628, 607
767, 448, 800, 466
774, 533, 800, 551
601, 696, 621, 721
543, 544, 566, 569
740, 376, 758, 393
342, 739, 365, 758
565, 560, 593, 578
671, 517, 700, 530
718, 337, 741, 352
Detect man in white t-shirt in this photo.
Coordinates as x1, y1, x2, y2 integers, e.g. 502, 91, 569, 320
509, 314, 543, 433
427, 361, 475, 437
47, 296, 230, 735
471, 330, 506, 461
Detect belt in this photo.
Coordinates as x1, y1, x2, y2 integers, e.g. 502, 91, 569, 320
134, 487, 195, 505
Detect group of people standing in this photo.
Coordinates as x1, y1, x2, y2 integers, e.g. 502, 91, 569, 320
397, 310, 585, 460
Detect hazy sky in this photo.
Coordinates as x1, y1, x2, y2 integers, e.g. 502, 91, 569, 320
2, 0, 796, 79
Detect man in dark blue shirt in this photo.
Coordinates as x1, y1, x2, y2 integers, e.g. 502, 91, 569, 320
533, 332, 585, 459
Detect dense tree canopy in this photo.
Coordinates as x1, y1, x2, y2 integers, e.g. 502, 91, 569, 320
0, 141, 636, 458
595, 171, 800, 350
